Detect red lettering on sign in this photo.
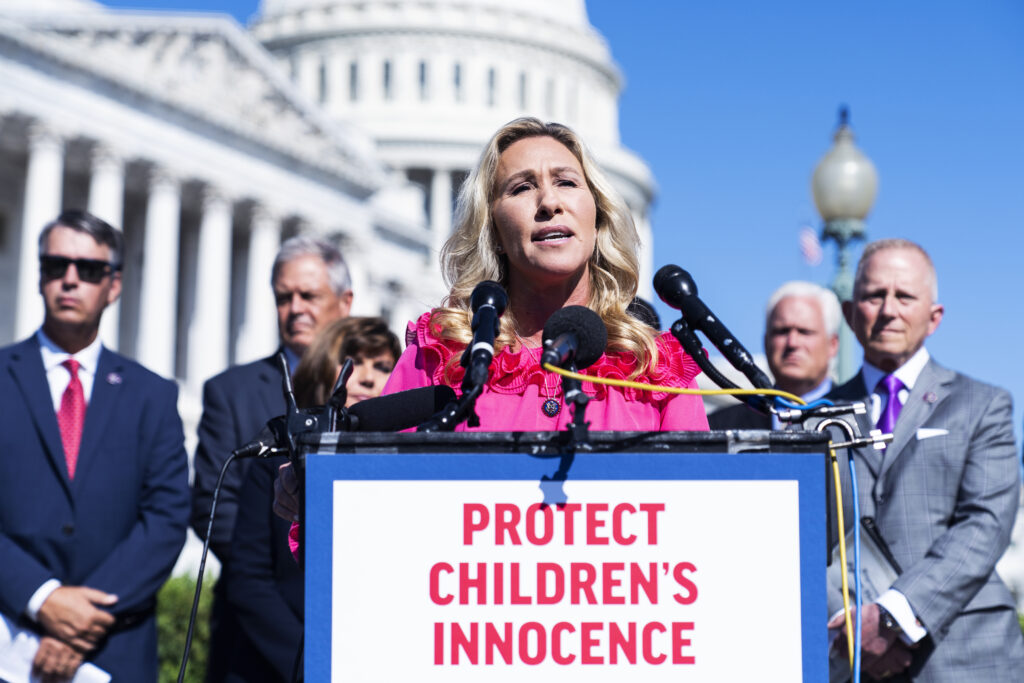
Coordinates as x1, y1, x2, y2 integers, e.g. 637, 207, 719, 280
601, 562, 625, 604
459, 562, 486, 605
642, 622, 666, 664
537, 563, 564, 604
558, 503, 580, 544
429, 562, 453, 605
672, 621, 696, 664
510, 563, 530, 604
463, 503, 487, 545
639, 503, 664, 544
570, 563, 597, 604
551, 622, 575, 664
672, 562, 698, 605
585, 504, 609, 545
485, 622, 513, 664
451, 622, 477, 664
631, 562, 658, 604
612, 503, 637, 544
580, 622, 602, 664
434, 622, 443, 665
608, 622, 636, 664
525, 503, 554, 544
494, 503, 522, 545
519, 622, 546, 665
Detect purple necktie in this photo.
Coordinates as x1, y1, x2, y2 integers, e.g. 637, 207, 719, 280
875, 374, 906, 437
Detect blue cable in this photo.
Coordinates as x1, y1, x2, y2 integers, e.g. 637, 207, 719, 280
773, 396, 835, 411
848, 454, 862, 682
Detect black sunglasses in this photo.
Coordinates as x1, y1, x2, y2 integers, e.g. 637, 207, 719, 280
40, 255, 120, 284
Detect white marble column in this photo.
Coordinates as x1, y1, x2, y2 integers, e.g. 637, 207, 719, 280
235, 206, 280, 364
15, 124, 64, 340
137, 168, 181, 379
187, 188, 232, 389
345, 244, 377, 316
636, 210, 654, 300
89, 144, 125, 350
429, 169, 452, 260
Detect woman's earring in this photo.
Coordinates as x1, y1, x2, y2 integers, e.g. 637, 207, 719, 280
495, 244, 504, 254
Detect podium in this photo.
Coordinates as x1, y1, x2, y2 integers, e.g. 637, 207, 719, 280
301, 430, 830, 682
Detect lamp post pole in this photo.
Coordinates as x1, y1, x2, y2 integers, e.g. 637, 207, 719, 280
812, 107, 878, 383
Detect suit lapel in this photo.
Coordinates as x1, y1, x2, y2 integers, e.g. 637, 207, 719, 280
75, 348, 123, 484
7, 338, 73, 492
878, 359, 955, 481
257, 352, 287, 417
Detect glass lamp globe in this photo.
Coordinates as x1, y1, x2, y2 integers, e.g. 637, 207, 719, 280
812, 113, 879, 222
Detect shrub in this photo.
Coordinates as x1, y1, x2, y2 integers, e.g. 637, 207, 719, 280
157, 574, 215, 683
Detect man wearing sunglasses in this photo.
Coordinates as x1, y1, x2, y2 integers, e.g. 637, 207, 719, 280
0, 210, 189, 682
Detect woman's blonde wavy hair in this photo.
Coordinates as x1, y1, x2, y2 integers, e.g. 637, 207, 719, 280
431, 117, 659, 378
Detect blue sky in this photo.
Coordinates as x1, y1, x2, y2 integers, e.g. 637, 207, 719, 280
99, 1, 1024, 436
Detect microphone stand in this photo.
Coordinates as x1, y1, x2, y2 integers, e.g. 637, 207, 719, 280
669, 317, 745, 394
416, 382, 483, 432
324, 359, 354, 431
276, 353, 312, 568
539, 360, 592, 505
561, 359, 592, 451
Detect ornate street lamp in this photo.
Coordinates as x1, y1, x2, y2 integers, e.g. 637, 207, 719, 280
812, 106, 879, 382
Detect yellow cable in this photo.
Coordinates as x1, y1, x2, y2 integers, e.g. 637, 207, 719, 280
544, 363, 856, 657
541, 362, 807, 405
830, 447, 854, 665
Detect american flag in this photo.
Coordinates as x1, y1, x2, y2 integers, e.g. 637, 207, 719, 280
799, 225, 823, 266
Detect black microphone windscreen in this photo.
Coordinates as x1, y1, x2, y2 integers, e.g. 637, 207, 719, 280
469, 280, 509, 315
653, 264, 699, 311
348, 385, 457, 431
542, 305, 608, 369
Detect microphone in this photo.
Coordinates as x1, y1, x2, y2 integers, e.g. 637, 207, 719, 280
231, 415, 288, 459
460, 280, 508, 395
345, 385, 456, 432
654, 264, 773, 390
541, 306, 608, 370
232, 386, 458, 457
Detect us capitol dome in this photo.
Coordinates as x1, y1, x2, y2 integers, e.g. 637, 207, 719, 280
250, 0, 656, 287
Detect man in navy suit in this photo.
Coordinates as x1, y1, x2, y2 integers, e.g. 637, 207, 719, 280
828, 239, 1023, 681
191, 235, 352, 682
0, 210, 189, 681
709, 281, 840, 429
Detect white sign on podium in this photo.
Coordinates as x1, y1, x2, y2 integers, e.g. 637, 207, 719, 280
305, 451, 826, 681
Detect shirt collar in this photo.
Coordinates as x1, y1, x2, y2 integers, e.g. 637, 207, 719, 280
37, 328, 104, 375
802, 377, 833, 403
282, 346, 301, 377
861, 346, 930, 394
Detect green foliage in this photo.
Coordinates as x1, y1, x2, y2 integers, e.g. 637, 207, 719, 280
157, 573, 215, 683
1020, 612, 1024, 636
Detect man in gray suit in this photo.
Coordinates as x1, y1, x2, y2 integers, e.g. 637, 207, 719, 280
828, 238, 1023, 681
709, 281, 839, 429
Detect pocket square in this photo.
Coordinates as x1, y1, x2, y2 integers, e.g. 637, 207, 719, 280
916, 428, 949, 440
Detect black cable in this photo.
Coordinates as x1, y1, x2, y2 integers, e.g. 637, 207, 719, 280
177, 450, 236, 683
291, 632, 304, 683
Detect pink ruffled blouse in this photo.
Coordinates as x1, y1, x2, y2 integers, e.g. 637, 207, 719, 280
288, 312, 709, 555
382, 311, 709, 432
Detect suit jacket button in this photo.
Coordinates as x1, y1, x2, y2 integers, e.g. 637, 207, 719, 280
62, 524, 74, 536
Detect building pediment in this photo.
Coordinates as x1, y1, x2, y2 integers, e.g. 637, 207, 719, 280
0, 9, 384, 194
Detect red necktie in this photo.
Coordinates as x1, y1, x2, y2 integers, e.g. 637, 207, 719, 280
57, 359, 85, 479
